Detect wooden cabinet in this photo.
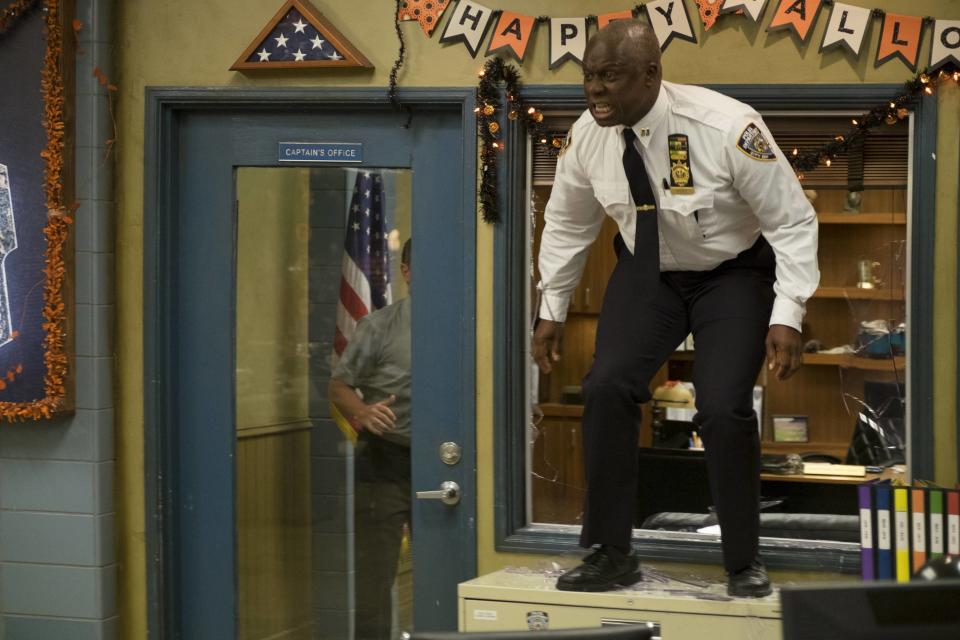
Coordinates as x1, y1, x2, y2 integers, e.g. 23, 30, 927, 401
459, 569, 781, 637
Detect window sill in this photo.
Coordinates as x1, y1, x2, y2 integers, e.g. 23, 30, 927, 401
498, 524, 860, 574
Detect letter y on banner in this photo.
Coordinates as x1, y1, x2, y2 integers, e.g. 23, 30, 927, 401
819, 2, 871, 56
646, 0, 697, 51
439, 0, 495, 57
550, 17, 587, 69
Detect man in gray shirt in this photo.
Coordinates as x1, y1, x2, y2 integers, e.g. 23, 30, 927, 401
329, 239, 411, 640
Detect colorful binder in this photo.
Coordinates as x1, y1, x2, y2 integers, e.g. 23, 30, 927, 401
948, 489, 960, 556
893, 486, 910, 582
929, 488, 944, 559
858, 484, 874, 580
875, 482, 893, 580
911, 487, 927, 572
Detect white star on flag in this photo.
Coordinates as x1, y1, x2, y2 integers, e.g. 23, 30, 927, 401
293, 19, 307, 33
293, 49, 306, 61
274, 33, 288, 48
257, 48, 271, 61
328, 51, 343, 60
311, 35, 325, 49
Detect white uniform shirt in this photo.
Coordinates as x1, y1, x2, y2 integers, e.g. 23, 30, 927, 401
538, 81, 820, 331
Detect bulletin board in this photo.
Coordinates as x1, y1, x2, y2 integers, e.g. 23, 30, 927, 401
0, 0, 71, 419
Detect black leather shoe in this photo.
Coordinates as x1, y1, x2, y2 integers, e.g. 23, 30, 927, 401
727, 558, 772, 597
556, 546, 643, 592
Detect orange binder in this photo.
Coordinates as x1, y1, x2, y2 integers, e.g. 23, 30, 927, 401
911, 487, 927, 572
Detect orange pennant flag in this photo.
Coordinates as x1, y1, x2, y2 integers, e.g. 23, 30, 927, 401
876, 13, 923, 71
697, 0, 725, 31
486, 11, 536, 62
767, 0, 823, 43
398, 0, 451, 36
598, 10, 635, 29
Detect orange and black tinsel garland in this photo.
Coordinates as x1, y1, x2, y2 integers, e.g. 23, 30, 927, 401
0, 0, 71, 420
476, 57, 559, 224
0, 0, 40, 34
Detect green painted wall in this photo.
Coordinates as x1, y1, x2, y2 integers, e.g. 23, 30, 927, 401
116, 2, 960, 637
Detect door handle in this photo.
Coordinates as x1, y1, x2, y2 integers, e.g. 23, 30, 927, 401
416, 480, 460, 506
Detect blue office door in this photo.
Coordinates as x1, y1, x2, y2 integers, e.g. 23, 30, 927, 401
158, 97, 475, 638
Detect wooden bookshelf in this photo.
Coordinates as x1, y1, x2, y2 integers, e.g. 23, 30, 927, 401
802, 353, 906, 371
813, 286, 905, 301
818, 213, 906, 225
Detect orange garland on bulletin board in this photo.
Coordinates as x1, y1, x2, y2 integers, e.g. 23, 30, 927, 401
0, 0, 71, 420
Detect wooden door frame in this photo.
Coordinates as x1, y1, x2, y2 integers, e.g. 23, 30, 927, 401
142, 87, 478, 638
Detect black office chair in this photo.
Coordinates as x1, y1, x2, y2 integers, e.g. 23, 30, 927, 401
411, 625, 654, 639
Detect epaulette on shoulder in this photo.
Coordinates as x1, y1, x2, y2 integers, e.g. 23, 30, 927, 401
671, 101, 734, 133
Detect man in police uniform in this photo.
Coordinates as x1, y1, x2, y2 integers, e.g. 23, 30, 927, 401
533, 20, 819, 597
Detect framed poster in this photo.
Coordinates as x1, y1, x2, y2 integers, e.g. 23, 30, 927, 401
0, 0, 72, 419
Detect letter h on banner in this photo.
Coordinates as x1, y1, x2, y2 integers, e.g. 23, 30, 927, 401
439, 0, 495, 58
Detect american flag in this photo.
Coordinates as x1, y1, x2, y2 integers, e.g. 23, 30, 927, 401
246, 7, 345, 63
334, 171, 391, 358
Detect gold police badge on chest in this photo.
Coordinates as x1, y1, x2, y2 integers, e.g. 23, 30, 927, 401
668, 134, 695, 195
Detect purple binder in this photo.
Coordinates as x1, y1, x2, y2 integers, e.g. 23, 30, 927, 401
859, 484, 875, 580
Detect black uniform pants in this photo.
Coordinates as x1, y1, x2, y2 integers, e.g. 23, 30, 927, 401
579, 235, 775, 573
354, 432, 411, 640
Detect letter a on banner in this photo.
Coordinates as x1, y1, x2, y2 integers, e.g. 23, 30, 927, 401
876, 13, 923, 71
550, 17, 587, 69
931, 20, 960, 70
439, 0, 495, 58
486, 11, 536, 62
768, 0, 824, 43
720, 0, 769, 23
646, 0, 697, 51
819, 2, 871, 56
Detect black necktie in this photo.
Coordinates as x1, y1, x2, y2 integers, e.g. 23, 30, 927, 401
622, 128, 660, 298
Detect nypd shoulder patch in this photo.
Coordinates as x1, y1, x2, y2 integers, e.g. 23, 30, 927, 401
736, 123, 776, 162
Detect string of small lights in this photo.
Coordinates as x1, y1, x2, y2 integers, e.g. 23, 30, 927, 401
476, 57, 557, 223
470, 3, 960, 222
787, 64, 959, 177
476, 57, 960, 223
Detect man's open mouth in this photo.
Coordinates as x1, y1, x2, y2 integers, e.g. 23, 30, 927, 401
592, 102, 614, 117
